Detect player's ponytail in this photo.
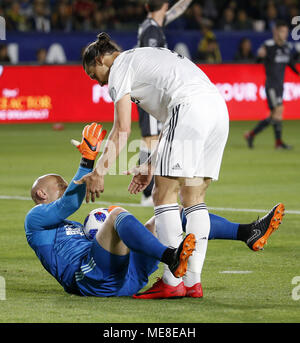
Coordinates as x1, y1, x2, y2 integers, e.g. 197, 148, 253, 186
82, 32, 121, 68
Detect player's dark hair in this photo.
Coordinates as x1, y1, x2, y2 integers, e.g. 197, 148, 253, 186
146, 0, 169, 12
275, 19, 288, 29
82, 32, 121, 68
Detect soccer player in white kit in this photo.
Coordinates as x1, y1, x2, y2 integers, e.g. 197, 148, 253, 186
76, 33, 229, 298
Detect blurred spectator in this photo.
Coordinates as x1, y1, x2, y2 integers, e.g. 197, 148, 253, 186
235, 9, 253, 30
118, 3, 142, 30
227, 0, 238, 13
2, 0, 300, 33
197, 31, 222, 63
28, 0, 51, 32
264, 3, 278, 31
5, 1, 28, 31
36, 47, 47, 64
0, 44, 11, 63
234, 37, 255, 62
288, 4, 300, 28
73, 0, 96, 31
51, 2, 73, 32
19, 0, 33, 18
185, 3, 213, 30
91, 10, 107, 31
218, 7, 235, 31
202, 0, 217, 20
246, 0, 262, 20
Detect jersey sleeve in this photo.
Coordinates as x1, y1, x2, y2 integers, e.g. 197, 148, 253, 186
108, 57, 134, 104
25, 165, 91, 232
140, 26, 164, 48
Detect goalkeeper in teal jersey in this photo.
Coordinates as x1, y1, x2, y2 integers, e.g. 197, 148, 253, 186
25, 123, 285, 298
24, 122, 197, 296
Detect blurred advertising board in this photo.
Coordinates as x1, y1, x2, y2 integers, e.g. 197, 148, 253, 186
0, 64, 299, 124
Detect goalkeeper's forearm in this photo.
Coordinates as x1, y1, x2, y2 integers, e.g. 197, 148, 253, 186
164, 0, 193, 26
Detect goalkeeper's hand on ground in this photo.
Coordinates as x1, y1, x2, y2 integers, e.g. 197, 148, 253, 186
71, 122, 106, 169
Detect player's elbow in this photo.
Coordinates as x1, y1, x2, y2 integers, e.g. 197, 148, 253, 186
115, 122, 131, 137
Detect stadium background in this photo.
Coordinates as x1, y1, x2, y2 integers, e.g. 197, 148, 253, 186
1, 0, 300, 123
1, 0, 300, 325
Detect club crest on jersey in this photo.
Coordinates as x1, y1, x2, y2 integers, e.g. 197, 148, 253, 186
109, 87, 116, 102
131, 96, 140, 105
65, 224, 84, 236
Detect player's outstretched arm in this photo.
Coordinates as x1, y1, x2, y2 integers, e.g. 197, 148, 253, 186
164, 0, 193, 26
75, 94, 132, 203
26, 123, 106, 230
71, 122, 107, 168
54, 122, 107, 217
125, 130, 161, 194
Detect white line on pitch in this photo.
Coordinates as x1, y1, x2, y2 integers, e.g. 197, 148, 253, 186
219, 271, 253, 274
1, 195, 299, 215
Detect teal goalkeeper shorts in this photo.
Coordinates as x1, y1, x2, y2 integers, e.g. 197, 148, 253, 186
75, 238, 159, 297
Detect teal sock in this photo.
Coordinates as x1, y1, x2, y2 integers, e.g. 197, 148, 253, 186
181, 210, 239, 240
114, 212, 168, 261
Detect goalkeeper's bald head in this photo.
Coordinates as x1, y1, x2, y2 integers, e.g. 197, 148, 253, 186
31, 174, 68, 205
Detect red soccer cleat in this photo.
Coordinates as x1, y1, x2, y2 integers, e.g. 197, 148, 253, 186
185, 283, 203, 298
133, 278, 186, 299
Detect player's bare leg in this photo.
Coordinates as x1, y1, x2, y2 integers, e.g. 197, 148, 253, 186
152, 176, 184, 288
96, 207, 130, 256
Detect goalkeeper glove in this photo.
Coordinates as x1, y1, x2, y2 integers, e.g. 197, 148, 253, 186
71, 122, 107, 169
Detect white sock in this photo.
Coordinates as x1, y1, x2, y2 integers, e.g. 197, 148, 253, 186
183, 203, 210, 287
183, 271, 201, 288
154, 203, 183, 287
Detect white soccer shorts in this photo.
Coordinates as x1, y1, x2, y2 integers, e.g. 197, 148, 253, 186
154, 91, 229, 180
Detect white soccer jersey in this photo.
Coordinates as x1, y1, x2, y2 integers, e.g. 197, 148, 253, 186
108, 47, 218, 123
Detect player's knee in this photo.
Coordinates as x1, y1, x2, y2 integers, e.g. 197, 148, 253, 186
109, 207, 128, 224
144, 216, 156, 235
180, 178, 211, 207
272, 106, 283, 120
152, 182, 179, 206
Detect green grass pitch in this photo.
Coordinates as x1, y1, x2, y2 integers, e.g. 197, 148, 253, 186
0, 120, 299, 323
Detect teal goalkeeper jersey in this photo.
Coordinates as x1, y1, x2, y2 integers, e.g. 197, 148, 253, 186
24, 166, 92, 294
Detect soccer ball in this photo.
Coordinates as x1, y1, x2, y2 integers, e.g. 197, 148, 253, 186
83, 207, 110, 240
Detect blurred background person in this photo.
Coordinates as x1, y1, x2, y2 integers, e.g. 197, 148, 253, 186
185, 2, 213, 30
234, 9, 253, 31
36, 47, 47, 64
51, 1, 73, 32
244, 20, 300, 150
28, 0, 51, 32
197, 26, 222, 63
5, 1, 28, 31
72, 0, 96, 31
197, 36, 222, 63
218, 7, 235, 31
264, 2, 279, 31
0, 44, 11, 64
234, 37, 255, 62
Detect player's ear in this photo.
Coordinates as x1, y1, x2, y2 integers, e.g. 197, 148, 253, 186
36, 189, 47, 202
95, 56, 104, 66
